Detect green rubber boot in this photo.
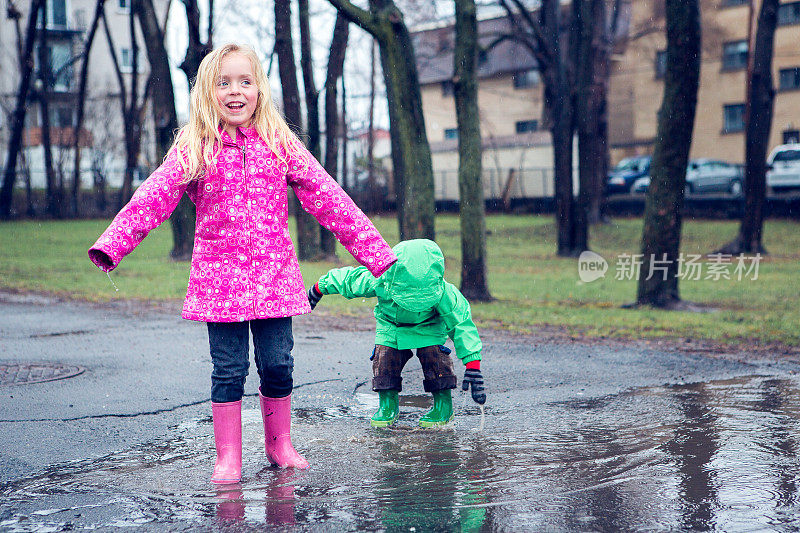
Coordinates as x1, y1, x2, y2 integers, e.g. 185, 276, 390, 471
370, 390, 400, 427
419, 389, 454, 427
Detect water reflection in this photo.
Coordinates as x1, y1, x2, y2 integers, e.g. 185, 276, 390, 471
373, 429, 488, 532
664, 383, 720, 531
215, 484, 244, 522
3, 375, 800, 531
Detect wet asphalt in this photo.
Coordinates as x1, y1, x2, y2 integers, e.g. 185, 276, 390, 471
2, 292, 800, 531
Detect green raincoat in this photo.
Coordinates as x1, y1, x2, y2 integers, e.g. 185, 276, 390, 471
317, 239, 481, 365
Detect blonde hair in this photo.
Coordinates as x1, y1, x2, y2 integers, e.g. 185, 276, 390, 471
171, 43, 297, 182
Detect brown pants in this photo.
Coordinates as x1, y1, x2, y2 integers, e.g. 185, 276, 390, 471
371, 344, 457, 393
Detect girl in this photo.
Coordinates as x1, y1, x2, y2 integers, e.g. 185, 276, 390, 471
88, 44, 396, 483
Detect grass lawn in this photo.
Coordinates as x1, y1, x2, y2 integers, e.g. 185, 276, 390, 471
1, 214, 798, 347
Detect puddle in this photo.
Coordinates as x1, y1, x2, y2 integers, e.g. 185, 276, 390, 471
3, 376, 800, 531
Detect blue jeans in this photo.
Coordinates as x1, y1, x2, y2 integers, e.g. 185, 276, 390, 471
207, 318, 294, 403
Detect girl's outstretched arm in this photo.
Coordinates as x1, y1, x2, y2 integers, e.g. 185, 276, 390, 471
286, 139, 396, 278
88, 148, 189, 271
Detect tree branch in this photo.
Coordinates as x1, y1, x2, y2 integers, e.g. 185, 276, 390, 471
326, 0, 381, 38
498, 0, 551, 69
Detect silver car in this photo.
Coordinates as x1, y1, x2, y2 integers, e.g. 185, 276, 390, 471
632, 159, 744, 196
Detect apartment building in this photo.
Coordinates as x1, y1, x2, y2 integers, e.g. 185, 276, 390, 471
610, 0, 800, 163
413, 14, 557, 201
411, 0, 800, 200
0, 0, 169, 191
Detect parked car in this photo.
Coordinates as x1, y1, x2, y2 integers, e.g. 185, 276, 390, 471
631, 159, 743, 196
606, 155, 651, 195
766, 144, 800, 192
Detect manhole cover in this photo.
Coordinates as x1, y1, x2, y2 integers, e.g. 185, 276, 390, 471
0, 363, 85, 386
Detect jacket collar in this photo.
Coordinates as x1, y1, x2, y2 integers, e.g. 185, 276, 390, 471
218, 124, 257, 145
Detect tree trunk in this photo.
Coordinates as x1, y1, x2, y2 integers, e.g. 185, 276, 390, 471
576, 0, 610, 226
276, 0, 322, 260
367, 40, 377, 211
327, 0, 436, 241
500, 0, 583, 255
69, 0, 105, 218
38, 6, 60, 218
574, 0, 611, 246
133, 0, 192, 260
103, 7, 141, 211
636, 0, 701, 307
453, 0, 492, 301
0, 0, 45, 219
546, 0, 578, 257
717, 0, 779, 255
322, 13, 349, 257
300, 0, 337, 258
178, 0, 212, 79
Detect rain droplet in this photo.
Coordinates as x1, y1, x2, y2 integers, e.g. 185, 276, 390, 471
107, 272, 119, 292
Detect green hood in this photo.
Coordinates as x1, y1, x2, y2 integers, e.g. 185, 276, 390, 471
381, 239, 445, 312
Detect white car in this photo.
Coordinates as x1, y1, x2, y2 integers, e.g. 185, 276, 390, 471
766, 144, 800, 191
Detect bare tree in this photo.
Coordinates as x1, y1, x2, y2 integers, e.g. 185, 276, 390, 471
500, 0, 581, 256
322, 13, 350, 258
716, 0, 779, 256
275, 0, 323, 260
102, 4, 145, 210
636, 0, 701, 308
37, 1, 60, 218
453, 0, 492, 301
327, 0, 436, 240
69, 0, 106, 218
0, 0, 44, 218
133, 0, 188, 260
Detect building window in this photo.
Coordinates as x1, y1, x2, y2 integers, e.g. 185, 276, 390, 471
120, 48, 135, 73
654, 50, 667, 79
50, 106, 73, 128
49, 42, 73, 91
780, 67, 800, 91
778, 1, 800, 25
441, 80, 454, 97
444, 128, 458, 140
723, 103, 745, 133
784, 129, 800, 144
513, 69, 540, 89
478, 49, 488, 66
43, 0, 68, 28
515, 120, 539, 134
118, 0, 130, 11
721, 0, 747, 6
722, 40, 748, 70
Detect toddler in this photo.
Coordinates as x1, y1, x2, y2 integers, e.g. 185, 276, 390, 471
308, 239, 486, 427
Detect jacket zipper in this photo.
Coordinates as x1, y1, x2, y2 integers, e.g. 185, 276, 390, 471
240, 142, 257, 316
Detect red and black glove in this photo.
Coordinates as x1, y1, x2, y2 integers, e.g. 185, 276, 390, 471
307, 282, 323, 310
462, 360, 485, 405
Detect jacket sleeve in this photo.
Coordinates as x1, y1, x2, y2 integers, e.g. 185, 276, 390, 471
87, 147, 189, 271
317, 266, 378, 299
286, 139, 396, 278
436, 282, 482, 365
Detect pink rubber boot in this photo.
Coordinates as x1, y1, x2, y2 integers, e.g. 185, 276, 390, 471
259, 393, 309, 469
211, 400, 242, 483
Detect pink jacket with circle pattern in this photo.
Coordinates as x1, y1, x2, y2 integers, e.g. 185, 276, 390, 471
88, 126, 396, 322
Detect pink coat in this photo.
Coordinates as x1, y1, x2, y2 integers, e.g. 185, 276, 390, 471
88, 127, 396, 322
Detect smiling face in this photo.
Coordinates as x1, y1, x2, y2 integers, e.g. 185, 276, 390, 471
215, 52, 259, 138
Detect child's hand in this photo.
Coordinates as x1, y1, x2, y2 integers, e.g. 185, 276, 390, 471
462, 368, 486, 405
307, 283, 323, 310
